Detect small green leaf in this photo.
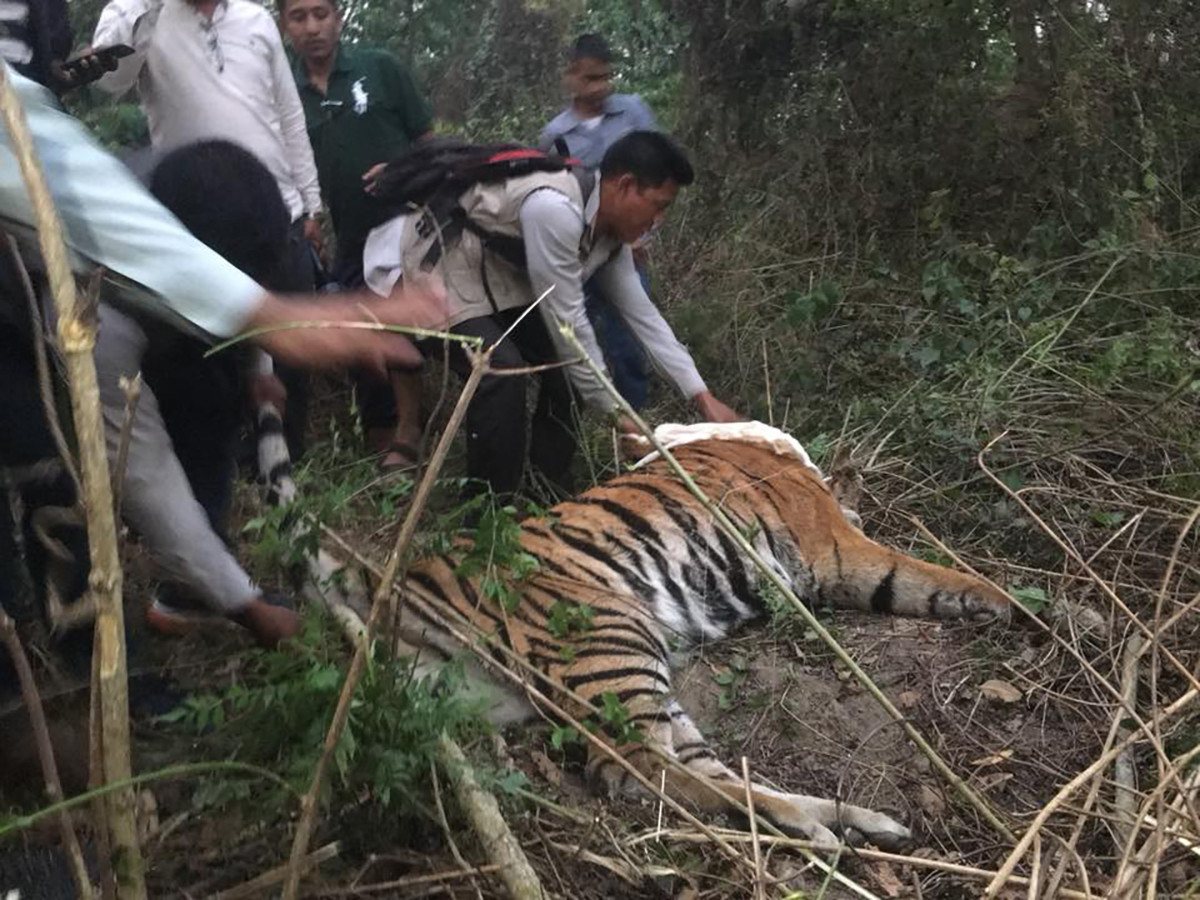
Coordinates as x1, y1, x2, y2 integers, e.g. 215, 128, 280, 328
1090, 509, 1127, 528
1011, 585, 1050, 615
1000, 469, 1024, 491
913, 344, 941, 368
493, 770, 529, 795
550, 726, 579, 750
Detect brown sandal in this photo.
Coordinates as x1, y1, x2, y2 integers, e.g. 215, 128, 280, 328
380, 440, 419, 471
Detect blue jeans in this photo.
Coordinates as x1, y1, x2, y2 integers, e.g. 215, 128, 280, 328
583, 265, 651, 410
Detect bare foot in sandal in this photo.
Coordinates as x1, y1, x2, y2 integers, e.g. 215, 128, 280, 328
370, 423, 421, 470
381, 436, 420, 470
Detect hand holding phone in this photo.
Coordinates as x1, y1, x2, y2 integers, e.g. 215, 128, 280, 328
54, 45, 134, 90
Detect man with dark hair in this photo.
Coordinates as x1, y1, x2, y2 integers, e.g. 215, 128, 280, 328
281, 0, 434, 469
0, 63, 446, 645
540, 33, 660, 410
364, 130, 739, 499
539, 33, 657, 170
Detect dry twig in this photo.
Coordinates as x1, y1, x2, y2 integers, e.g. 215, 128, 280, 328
111, 373, 142, 520
742, 756, 767, 900
1113, 633, 1145, 853
0, 609, 94, 900
214, 842, 339, 900
281, 348, 494, 898
284, 299, 557, 900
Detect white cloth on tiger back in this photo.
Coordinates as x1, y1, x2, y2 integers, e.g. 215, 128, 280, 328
627, 422, 823, 477
627, 421, 865, 530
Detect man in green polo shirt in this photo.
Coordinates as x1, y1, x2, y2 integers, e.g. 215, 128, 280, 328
282, 0, 433, 467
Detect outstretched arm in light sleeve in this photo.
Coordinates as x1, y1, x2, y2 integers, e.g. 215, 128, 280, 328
519, 188, 621, 415
591, 246, 740, 423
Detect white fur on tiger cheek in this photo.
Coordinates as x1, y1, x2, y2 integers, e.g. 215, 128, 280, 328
628, 422, 823, 478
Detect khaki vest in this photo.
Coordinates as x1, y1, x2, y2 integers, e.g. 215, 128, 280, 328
399, 170, 584, 327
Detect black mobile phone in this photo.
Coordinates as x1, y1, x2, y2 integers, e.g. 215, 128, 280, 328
58, 44, 134, 84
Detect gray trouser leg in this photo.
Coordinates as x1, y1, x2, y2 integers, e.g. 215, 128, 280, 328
95, 304, 257, 615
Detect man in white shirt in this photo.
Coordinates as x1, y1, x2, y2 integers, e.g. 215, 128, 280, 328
93, 0, 326, 452
93, 0, 322, 239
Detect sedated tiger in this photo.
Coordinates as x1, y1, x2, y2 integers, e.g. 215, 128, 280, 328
376, 424, 1011, 848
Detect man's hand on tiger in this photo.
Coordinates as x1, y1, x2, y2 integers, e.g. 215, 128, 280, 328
694, 391, 742, 424
613, 415, 647, 465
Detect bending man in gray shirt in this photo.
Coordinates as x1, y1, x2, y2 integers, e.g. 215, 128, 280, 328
365, 130, 739, 499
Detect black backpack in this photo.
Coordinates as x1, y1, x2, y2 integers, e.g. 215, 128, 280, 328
372, 138, 594, 300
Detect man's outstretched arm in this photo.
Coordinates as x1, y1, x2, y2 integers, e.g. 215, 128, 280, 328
0, 63, 446, 369
592, 246, 741, 426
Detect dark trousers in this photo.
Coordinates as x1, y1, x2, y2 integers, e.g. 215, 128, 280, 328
0, 318, 89, 625
583, 263, 651, 410
271, 219, 318, 458
141, 329, 242, 548
331, 246, 398, 431
427, 308, 577, 499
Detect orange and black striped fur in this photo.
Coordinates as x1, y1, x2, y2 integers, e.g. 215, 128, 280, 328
394, 438, 1011, 848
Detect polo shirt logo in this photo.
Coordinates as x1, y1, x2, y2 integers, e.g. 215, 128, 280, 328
351, 77, 369, 115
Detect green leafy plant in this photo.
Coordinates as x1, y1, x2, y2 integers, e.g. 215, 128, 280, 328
1011, 585, 1052, 616
547, 600, 594, 640
786, 280, 842, 327
549, 725, 581, 752
160, 608, 483, 817
713, 654, 750, 711
595, 692, 645, 745
452, 500, 541, 613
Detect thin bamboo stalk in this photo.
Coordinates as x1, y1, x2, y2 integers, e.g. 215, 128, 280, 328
281, 356, 488, 899
282, 329, 544, 900
0, 62, 145, 898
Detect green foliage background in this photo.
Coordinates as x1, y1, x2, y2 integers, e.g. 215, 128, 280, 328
67, 0, 1200, 251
